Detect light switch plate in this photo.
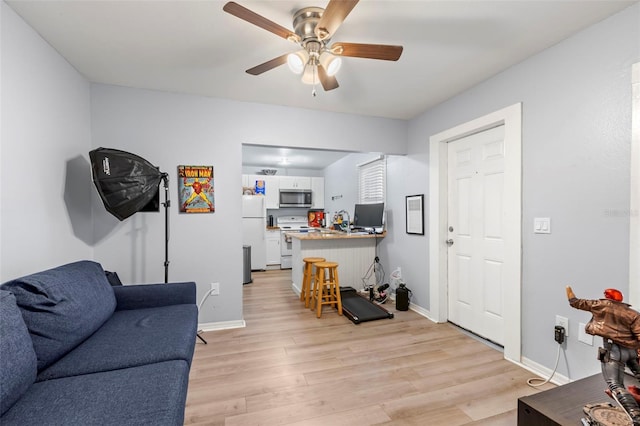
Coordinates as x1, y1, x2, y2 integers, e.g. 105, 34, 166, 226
578, 322, 593, 345
534, 217, 551, 234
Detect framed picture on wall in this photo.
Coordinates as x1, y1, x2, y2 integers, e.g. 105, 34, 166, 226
178, 165, 215, 213
406, 194, 424, 235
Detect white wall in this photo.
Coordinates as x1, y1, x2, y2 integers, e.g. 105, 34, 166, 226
90, 85, 407, 324
323, 152, 379, 217
1, 2, 93, 280
392, 3, 639, 380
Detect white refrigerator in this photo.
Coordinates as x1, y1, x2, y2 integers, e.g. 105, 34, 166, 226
242, 195, 266, 271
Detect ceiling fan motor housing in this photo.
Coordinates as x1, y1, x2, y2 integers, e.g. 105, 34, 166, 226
293, 7, 328, 54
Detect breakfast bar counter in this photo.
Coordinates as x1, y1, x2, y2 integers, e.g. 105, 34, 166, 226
287, 230, 385, 295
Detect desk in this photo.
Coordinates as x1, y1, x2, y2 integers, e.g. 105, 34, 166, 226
287, 230, 385, 295
518, 373, 640, 425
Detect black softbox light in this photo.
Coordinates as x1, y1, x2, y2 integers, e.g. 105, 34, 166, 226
89, 148, 164, 221
89, 147, 171, 284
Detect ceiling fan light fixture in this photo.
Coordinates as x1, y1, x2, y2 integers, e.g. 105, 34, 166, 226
319, 51, 342, 76
287, 50, 308, 74
301, 64, 317, 85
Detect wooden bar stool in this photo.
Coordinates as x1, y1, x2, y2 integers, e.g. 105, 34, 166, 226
300, 257, 325, 308
311, 261, 343, 318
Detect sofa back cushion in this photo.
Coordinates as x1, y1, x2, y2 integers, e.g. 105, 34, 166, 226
1, 261, 116, 371
0, 290, 37, 415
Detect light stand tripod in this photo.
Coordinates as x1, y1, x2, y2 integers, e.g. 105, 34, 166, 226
160, 173, 207, 345
161, 173, 170, 284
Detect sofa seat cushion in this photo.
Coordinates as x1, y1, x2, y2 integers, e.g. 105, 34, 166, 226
0, 290, 37, 416
1, 360, 190, 426
37, 303, 198, 381
1, 261, 116, 371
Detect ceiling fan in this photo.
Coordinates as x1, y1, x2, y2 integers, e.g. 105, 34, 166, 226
223, 1, 403, 94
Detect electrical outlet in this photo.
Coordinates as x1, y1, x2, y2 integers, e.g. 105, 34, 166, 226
556, 315, 569, 337
210, 282, 219, 296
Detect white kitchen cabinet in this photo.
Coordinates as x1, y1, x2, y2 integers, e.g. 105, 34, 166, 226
265, 230, 281, 265
244, 175, 279, 208
262, 175, 279, 208
279, 176, 311, 190
248, 175, 280, 209
311, 177, 324, 209
246, 175, 262, 192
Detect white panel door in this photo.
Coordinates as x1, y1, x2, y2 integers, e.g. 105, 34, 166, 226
447, 125, 506, 345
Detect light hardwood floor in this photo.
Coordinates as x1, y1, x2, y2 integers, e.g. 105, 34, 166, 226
184, 269, 553, 425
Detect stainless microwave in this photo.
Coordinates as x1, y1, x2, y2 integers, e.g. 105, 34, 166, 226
279, 189, 312, 208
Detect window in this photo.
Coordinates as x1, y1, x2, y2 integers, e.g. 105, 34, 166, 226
358, 156, 386, 204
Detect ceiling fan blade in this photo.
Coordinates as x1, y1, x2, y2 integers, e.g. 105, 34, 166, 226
246, 54, 289, 75
331, 42, 403, 61
223, 2, 300, 43
317, 65, 339, 91
315, 0, 359, 41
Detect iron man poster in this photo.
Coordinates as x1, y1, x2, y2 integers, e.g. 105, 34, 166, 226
178, 165, 214, 213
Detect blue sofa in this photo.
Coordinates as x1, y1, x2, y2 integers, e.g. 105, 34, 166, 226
0, 260, 198, 425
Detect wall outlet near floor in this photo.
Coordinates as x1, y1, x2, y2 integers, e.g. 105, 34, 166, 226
210, 282, 220, 296
555, 315, 569, 337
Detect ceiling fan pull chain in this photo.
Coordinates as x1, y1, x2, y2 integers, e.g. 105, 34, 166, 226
312, 65, 318, 97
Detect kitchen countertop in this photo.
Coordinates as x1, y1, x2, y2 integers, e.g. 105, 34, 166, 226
288, 229, 385, 296
285, 229, 386, 240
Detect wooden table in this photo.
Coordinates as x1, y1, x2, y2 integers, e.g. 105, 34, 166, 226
518, 373, 640, 425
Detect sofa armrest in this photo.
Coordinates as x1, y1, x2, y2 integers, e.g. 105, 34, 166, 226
113, 282, 196, 311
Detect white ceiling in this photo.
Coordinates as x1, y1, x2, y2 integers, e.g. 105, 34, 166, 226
7, 0, 636, 169
7, 0, 636, 122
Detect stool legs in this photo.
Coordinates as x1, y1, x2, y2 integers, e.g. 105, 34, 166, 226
312, 262, 342, 318
300, 261, 312, 307
301, 257, 325, 309
310, 267, 321, 312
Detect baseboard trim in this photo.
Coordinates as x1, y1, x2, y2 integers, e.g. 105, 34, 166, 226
518, 355, 570, 386
406, 302, 440, 323
197, 320, 246, 332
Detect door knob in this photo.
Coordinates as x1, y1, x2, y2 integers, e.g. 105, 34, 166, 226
446, 239, 454, 246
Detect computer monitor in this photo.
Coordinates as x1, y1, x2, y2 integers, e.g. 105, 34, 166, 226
353, 203, 385, 232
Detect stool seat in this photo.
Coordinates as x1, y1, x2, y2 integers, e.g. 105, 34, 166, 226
303, 257, 326, 263
300, 257, 325, 308
311, 261, 342, 318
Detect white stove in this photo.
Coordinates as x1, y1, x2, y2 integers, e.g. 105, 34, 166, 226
277, 216, 308, 269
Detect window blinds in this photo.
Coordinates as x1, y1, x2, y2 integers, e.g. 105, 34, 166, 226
358, 156, 386, 204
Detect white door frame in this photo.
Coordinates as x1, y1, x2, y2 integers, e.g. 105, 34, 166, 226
630, 63, 640, 307
429, 103, 522, 363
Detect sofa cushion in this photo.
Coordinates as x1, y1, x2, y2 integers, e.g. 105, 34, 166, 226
37, 303, 198, 381
1, 360, 190, 426
0, 290, 37, 416
1, 260, 116, 370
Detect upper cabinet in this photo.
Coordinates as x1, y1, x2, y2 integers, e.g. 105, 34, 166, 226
247, 175, 279, 209
279, 176, 311, 190
242, 174, 323, 209
311, 177, 324, 209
